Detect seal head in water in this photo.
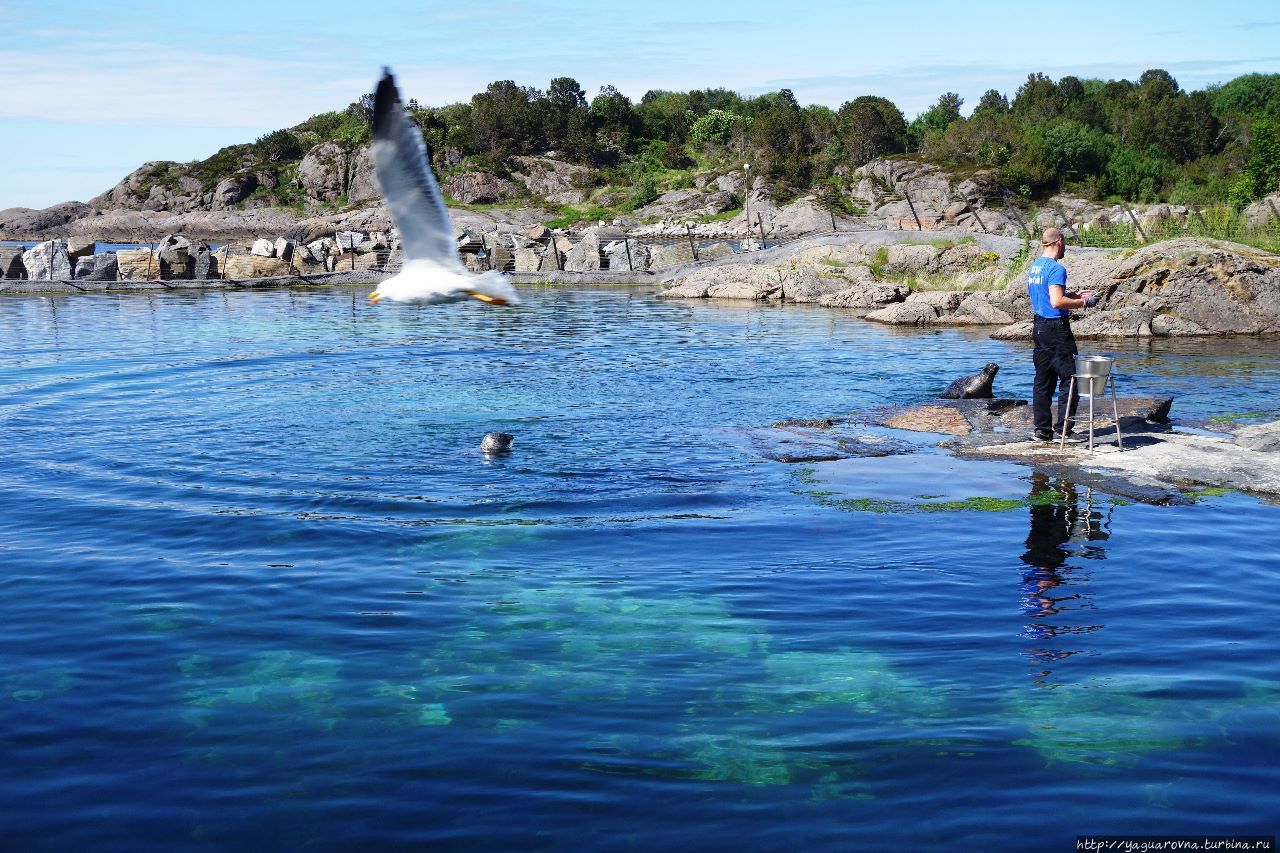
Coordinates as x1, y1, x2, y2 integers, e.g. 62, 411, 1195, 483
941, 363, 999, 399
480, 432, 514, 453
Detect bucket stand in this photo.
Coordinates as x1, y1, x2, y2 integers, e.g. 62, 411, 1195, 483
1060, 373, 1125, 452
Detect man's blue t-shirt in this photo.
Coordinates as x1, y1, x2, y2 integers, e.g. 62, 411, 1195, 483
1027, 256, 1068, 318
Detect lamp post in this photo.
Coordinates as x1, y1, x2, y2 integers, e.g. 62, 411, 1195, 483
742, 163, 751, 250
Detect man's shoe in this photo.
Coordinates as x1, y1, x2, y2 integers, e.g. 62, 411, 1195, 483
1033, 431, 1054, 442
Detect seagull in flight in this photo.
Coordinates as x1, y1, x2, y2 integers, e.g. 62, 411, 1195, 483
368, 69, 520, 307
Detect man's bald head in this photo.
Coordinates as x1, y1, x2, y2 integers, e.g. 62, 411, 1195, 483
1041, 227, 1063, 247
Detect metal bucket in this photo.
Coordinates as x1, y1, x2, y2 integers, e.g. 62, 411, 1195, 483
1074, 355, 1112, 396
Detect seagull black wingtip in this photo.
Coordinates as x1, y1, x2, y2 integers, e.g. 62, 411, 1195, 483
373, 70, 400, 139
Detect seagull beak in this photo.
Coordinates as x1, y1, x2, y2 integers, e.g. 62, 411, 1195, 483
369, 291, 381, 303
468, 291, 508, 305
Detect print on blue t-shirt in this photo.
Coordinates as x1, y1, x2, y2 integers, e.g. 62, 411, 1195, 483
1027, 256, 1068, 318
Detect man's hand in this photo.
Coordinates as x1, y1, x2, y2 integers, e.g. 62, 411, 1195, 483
1081, 290, 1099, 308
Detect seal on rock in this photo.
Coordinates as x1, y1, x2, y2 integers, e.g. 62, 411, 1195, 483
480, 432, 514, 453
941, 363, 999, 399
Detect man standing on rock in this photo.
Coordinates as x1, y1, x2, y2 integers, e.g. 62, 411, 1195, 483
1028, 227, 1096, 443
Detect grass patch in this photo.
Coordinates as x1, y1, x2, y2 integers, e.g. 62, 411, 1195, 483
1188, 486, 1235, 501
544, 203, 629, 230
819, 256, 846, 268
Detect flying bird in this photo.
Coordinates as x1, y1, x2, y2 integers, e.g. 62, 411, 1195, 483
367, 69, 520, 306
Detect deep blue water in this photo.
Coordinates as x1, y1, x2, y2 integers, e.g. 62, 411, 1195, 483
1, 285, 1278, 851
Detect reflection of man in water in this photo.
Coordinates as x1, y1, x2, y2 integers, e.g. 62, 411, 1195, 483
1019, 473, 1107, 681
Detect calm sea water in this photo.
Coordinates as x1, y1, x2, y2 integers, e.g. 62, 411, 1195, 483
1, 286, 1278, 851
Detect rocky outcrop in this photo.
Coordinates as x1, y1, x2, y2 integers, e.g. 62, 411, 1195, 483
0, 202, 96, 237
442, 171, 519, 205
508, 156, 589, 205
986, 238, 1280, 338
635, 188, 737, 219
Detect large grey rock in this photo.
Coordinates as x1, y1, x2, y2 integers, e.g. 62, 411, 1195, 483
563, 238, 602, 272
213, 174, 258, 208
603, 240, 647, 272
865, 299, 941, 326
273, 237, 294, 262
818, 282, 906, 309
66, 236, 96, 259
250, 238, 276, 257
1243, 192, 1280, 229
22, 240, 72, 280
73, 253, 119, 281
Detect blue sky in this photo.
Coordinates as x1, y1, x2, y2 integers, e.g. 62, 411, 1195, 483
3, 0, 1277, 210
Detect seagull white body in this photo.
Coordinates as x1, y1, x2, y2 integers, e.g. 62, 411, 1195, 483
368, 69, 520, 307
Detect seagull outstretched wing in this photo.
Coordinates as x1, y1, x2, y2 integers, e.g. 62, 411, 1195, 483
371, 69, 459, 267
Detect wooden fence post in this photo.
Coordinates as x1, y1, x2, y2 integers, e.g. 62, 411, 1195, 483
624, 237, 634, 271
685, 223, 698, 261
1122, 203, 1148, 243
901, 185, 924, 231
756, 215, 766, 247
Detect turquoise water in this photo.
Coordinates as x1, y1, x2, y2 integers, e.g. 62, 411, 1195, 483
1, 286, 1278, 850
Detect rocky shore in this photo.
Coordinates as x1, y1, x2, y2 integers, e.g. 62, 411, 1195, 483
751, 395, 1280, 505
659, 232, 1280, 338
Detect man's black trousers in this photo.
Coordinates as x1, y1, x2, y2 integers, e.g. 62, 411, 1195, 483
1031, 316, 1080, 435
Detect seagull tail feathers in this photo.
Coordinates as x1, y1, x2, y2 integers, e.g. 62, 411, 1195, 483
467, 271, 521, 306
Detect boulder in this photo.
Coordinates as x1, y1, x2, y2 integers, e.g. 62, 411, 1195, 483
222, 254, 291, 279
563, 238, 602, 272
273, 237, 294, 262
698, 242, 735, 262
73, 253, 119, 281
116, 248, 160, 281
603, 240, 647, 272
192, 244, 216, 279
0, 246, 25, 279
1243, 192, 1280, 229
66, 236, 96, 259
514, 247, 542, 273
521, 223, 550, 242
648, 242, 696, 269
818, 283, 906, 309
336, 231, 364, 251
865, 299, 942, 326
213, 174, 258, 208
22, 240, 73, 280
250, 238, 276, 257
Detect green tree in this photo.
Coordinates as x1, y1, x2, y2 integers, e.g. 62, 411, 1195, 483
1039, 120, 1110, 182
836, 96, 907, 165
1102, 144, 1169, 201
1229, 116, 1280, 208
1211, 73, 1280, 119
253, 129, 303, 163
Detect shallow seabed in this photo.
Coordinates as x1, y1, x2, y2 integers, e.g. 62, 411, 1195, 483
1, 285, 1278, 851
